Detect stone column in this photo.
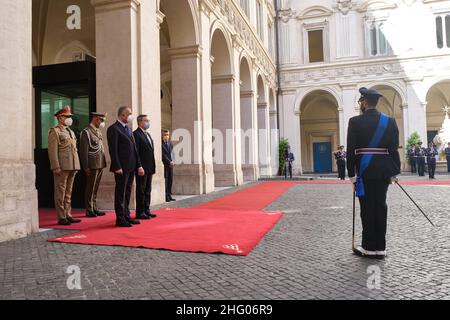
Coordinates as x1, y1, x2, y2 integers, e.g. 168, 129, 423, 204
0, 0, 38, 242
211, 74, 239, 187
258, 102, 272, 176
279, 91, 302, 174
406, 80, 427, 142
269, 108, 279, 175
92, 0, 165, 207
232, 43, 244, 185
169, 45, 214, 195
401, 103, 410, 147
240, 90, 258, 181
340, 84, 358, 145
338, 108, 345, 147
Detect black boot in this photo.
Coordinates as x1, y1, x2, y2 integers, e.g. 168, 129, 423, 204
58, 219, 71, 226
95, 210, 106, 217
86, 210, 97, 218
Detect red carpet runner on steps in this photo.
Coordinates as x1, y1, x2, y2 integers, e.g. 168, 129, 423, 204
44, 182, 296, 256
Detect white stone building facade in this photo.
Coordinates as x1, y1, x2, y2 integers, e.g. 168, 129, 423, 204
278, 0, 450, 174
0, 0, 278, 242
2, 0, 450, 242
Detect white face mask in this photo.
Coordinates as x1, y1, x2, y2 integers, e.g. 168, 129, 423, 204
99, 122, 106, 129
64, 118, 73, 127
143, 122, 151, 130
127, 115, 134, 123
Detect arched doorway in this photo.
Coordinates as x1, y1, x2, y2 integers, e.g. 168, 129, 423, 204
159, 0, 211, 195
32, 0, 96, 208
426, 80, 450, 145
210, 27, 238, 187
300, 90, 340, 173
239, 56, 257, 181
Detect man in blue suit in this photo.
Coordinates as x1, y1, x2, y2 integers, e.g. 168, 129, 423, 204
107, 106, 145, 227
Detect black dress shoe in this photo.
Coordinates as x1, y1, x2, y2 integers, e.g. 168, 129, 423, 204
148, 213, 157, 218
127, 218, 141, 225
116, 221, 132, 227
58, 219, 71, 226
95, 210, 106, 217
67, 217, 82, 223
86, 210, 97, 218
136, 213, 150, 220
166, 198, 171, 203
169, 197, 176, 202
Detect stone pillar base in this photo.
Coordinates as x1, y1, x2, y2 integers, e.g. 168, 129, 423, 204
259, 164, 272, 177
242, 164, 259, 181
172, 164, 214, 195
0, 161, 39, 242
214, 164, 238, 187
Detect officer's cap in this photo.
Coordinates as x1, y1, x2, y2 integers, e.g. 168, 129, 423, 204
90, 112, 108, 120
358, 87, 383, 102
54, 106, 73, 117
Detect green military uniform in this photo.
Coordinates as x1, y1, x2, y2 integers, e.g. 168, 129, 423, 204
48, 122, 81, 221
79, 122, 107, 214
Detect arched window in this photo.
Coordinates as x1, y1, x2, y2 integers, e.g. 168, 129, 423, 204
367, 21, 389, 57
436, 16, 444, 48
435, 14, 450, 49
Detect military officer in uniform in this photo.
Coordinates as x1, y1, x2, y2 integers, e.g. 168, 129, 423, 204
333, 145, 347, 180
445, 142, 450, 172
48, 106, 82, 226
407, 144, 417, 174
415, 142, 426, 177
79, 112, 108, 218
426, 142, 438, 179
347, 88, 401, 259
284, 147, 295, 179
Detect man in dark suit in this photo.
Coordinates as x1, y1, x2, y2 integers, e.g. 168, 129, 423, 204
107, 106, 145, 227
134, 115, 157, 220
162, 129, 176, 202
347, 88, 401, 260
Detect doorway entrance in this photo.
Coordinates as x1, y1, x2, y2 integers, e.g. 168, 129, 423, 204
313, 142, 332, 173
33, 61, 96, 208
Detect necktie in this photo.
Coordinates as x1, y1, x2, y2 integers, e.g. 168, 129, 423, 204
146, 132, 153, 149
124, 125, 132, 138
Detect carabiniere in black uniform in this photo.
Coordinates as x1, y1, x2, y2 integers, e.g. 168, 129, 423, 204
334, 147, 347, 180
347, 87, 401, 259
426, 143, 438, 179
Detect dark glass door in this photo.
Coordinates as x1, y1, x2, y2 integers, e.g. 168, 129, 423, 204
33, 61, 96, 209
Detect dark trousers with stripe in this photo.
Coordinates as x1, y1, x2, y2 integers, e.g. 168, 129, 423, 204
410, 157, 417, 173
417, 157, 425, 176
447, 156, 450, 172
358, 179, 389, 252
428, 158, 436, 179
337, 160, 346, 180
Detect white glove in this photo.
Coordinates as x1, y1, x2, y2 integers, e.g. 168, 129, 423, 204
350, 176, 357, 184
390, 176, 398, 184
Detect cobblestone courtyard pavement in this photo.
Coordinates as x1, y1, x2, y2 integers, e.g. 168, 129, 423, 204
1, 175, 450, 300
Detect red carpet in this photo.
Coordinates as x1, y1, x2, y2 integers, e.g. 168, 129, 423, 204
48, 208, 283, 256
43, 179, 448, 255
292, 180, 450, 185
44, 181, 295, 255
196, 181, 297, 211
